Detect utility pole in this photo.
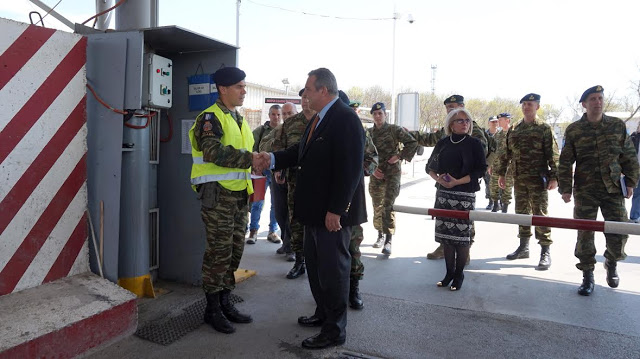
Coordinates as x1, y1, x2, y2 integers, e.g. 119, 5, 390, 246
430, 64, 437, 93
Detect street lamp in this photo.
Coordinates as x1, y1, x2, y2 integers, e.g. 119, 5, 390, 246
391, 11, 414, 124
282, 78, 290, 95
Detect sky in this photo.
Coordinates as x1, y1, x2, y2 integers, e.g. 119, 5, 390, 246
2, 0, 640, 116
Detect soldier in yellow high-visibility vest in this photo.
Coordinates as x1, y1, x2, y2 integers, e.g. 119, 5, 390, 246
189, 66, 261, 335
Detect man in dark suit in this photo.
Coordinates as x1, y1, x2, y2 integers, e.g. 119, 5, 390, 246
257, 68, 366, 349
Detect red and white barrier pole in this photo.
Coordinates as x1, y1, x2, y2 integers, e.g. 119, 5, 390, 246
393, 205, 640, 236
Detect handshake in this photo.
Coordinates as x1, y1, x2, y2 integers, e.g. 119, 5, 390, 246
252, 151, 271, 174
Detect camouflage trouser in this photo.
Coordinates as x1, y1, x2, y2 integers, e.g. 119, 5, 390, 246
350, 224, 364, 281
286, 169, 305, 253
513, 176, 552, 245
574, 184, 628, 271
490, 167, 514, 205
483, 172, 491, 199
369, 172, 401, 235
200, 183, 249, 294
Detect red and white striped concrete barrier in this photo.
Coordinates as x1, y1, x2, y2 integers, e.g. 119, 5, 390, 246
0, 19, 137, 359
0, 18, 88, 295
394, 205, 640, 236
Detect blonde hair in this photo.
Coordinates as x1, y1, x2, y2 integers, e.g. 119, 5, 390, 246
445, 108, 474, 135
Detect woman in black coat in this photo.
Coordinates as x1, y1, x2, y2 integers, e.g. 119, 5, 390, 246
427, 108, 487, 291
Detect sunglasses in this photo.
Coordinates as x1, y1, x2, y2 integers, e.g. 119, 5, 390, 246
454, 118, 471, 124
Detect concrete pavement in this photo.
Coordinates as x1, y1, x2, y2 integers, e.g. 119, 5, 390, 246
87, 155, 640, 358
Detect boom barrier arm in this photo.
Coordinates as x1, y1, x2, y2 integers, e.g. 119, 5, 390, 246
393, 205, 640, 236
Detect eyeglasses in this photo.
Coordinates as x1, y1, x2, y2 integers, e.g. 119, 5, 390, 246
453, 118, 471, 124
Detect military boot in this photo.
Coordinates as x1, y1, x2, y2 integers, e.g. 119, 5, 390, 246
604, 259, 619, 288
501, 203, 509, 213
349, 279, 364, 310
485, 200, 494, 210
373, 231, 384, 248
537, 245, 551, 270
204, 292, 235, 334
220, 289, 253, 323
287, 252, 306, 279
506, 238, 530, 260
427, 243, 445, 260
382, 234, 392, 255
578, 270, 595, 296
491, 201, 500, 212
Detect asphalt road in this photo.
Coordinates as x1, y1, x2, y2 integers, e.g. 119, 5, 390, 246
88, 155, 640, 359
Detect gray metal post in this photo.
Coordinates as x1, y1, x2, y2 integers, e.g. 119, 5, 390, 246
115, 0, 152, 30
118, 119, 151, 279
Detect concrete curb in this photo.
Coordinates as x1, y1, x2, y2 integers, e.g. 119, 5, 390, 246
0, 272, 137, 359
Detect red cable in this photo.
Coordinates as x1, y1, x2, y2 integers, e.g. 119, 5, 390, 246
125, 112, 155, 129
82, 0, 127, 26
86, 83, 128, 115
160, 113, 173, 142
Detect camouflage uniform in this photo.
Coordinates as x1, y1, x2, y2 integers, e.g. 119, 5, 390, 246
193, 99, 253, 294
351, 131, 378, 280
558, 114, 639, 271
495, 117, 559, 245
367, 123, 417, 235
483, 129, 499, 200
268, 112, 310, 254
489, 129, 514, 205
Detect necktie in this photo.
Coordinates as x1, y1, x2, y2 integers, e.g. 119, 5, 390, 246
306, 114, 320, 145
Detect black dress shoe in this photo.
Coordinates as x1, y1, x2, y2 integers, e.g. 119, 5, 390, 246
297, 315, 324, 327
301, 333, 345, 349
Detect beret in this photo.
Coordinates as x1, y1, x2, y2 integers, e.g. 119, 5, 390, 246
214, 66, 246, 86
498, 112, 512, 118
520, 93, 541, 103
444, 94, 464, 105
370, 102, 386, 114
579, 85, 604, 102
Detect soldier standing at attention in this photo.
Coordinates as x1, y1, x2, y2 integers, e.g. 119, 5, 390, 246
368, 102, 418, 255
413, 95, 488, 260
484, 116, 500, 210
189, 67, 259, 334
489, 113, 514, 213
558, 85, 638, 296
496, 93, 559, 271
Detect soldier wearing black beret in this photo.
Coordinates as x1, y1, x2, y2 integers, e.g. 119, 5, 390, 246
558, 85, 639, 296
496, 92, 559, 271
189, 66, 256, 334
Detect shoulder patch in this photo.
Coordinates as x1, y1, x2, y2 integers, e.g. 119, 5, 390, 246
203, 121, 213, 132
204, 113, 213, 120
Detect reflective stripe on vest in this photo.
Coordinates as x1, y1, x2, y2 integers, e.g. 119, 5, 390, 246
189, 103, 254, 194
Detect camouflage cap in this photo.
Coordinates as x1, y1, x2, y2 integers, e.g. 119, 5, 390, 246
370, 102, 386, 114
579, 85, 604, 102
520, 93, 541, 103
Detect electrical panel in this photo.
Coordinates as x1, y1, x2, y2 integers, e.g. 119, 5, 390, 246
143, 53, 173, 109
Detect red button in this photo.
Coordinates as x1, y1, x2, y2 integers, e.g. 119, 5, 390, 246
156, 69, 160, 73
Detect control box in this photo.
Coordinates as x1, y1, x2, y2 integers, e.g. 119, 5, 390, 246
143, 53, 173, 109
